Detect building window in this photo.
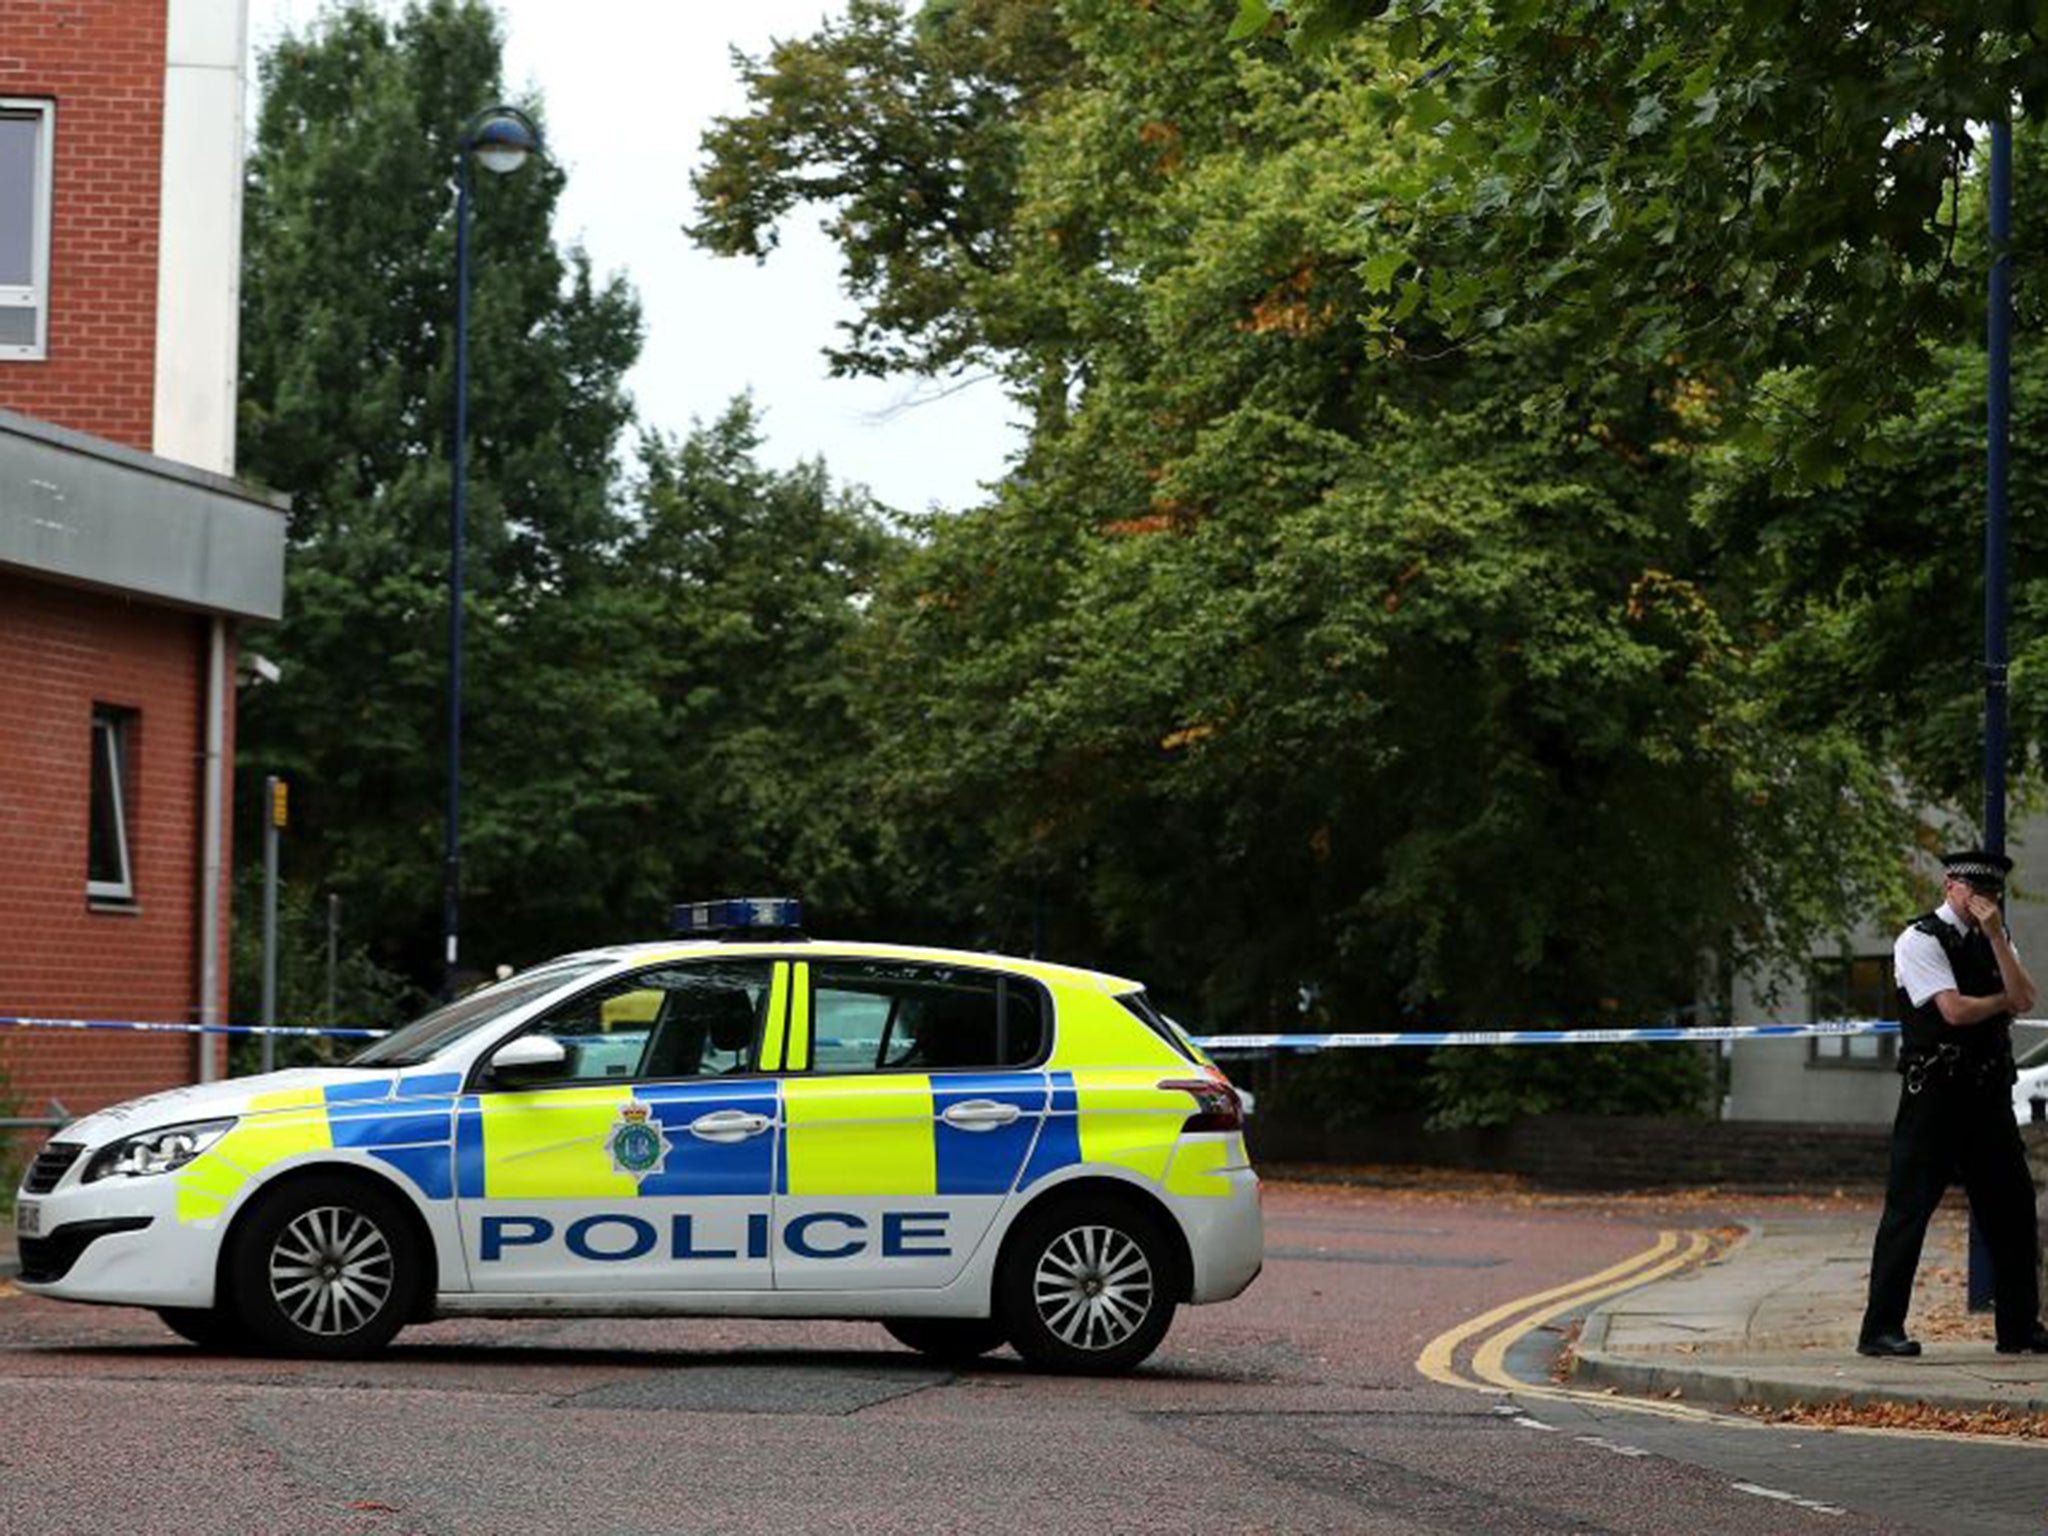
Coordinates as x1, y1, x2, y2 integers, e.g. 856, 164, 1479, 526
1808, 954, 1897, 1068
88, 706, 135, 902
0, 99, 54, 360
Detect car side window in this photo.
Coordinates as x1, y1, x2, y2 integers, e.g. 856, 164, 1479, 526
809, 961, 1045, 1074
505, 961, 773, 1085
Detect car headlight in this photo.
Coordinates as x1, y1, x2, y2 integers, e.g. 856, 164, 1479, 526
82, 1118, 236, 1182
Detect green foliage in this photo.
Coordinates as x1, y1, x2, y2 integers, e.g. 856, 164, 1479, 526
690, 0, 1077, 383
239, 4, 900, 988
1422, 1044, 1712, 1130
1240, 0, 2048, 475
239, 0, 645, 978
226, 868, 421, 1076
696, 0, 1912, 1137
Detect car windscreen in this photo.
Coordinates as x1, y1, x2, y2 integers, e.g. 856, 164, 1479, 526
346, 962, 611, 1068
2017, 1034, 2048, 1072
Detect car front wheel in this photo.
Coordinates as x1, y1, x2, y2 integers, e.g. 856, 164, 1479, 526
228, 1177, 420, 1358
998, 1198, 1177, 1375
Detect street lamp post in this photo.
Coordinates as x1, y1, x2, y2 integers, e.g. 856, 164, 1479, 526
445, 103, 540, 1000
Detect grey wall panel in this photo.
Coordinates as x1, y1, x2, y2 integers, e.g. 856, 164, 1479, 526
0, 408, 285, 620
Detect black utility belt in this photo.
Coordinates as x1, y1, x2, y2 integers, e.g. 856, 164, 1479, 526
1899, 1042, 2016, 1095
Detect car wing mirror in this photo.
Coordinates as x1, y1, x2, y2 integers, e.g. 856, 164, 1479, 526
488, 1034, 568, 1084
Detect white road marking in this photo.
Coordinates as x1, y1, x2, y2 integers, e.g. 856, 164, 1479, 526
1575, 1435, 1650, 1458
1512, 1416, 1557, 1432
1731, 1480, 1846, 1516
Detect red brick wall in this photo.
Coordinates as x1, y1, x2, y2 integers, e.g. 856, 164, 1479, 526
0, 1, 167, 448
0, 570, 233, 1121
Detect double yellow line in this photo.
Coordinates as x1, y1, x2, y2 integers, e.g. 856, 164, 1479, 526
1417, 1228, 1712, 1396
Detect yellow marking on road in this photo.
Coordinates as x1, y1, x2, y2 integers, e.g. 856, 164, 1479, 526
1470, 1230, 1712, 1390
1427, 1232, 2048, 1447
1416, 1231, 1680, 1391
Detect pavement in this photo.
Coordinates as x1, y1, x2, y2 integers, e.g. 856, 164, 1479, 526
1569, 1212, 2048, 1416
7, 1201, 2046, 1421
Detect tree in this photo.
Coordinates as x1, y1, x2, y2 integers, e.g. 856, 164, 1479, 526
1229, 0, 2048, 480
238, 0, 646, 978
703, 1, 1910, 1125
623, 400, 907, 928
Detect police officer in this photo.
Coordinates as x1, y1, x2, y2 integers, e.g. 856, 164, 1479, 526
1858, 849, 2048, 1357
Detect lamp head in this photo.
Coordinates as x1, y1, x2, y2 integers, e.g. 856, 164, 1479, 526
462, 105, 541, 176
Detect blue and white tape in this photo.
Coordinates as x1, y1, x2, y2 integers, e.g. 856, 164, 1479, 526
1189, 1021, 1904, 1051
0, 1015, 1943, 1049
0, 1016, 388, 1039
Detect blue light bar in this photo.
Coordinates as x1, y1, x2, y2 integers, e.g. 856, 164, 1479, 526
670, 896, 805, 938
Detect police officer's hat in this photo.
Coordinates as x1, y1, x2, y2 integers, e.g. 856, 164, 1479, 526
1942, 848, 2014, 892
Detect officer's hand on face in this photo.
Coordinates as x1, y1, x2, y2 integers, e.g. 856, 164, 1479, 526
1966, 891, 2005, 934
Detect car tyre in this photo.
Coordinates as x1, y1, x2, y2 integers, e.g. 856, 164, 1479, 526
881, 1317, 1009, 1365
998, 1197, 1177, 1375
227, 1176, 420, 1359
155, 1305, 246, 1352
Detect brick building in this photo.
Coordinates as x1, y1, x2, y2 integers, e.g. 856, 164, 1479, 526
0, 1, 283, 1120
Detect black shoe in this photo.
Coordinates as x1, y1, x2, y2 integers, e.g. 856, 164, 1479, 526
1857, 1332, 1922, 1358
1994, 1326, 2048, 1355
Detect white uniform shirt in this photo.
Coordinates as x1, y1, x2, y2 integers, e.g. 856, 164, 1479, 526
1894, 901, 1991, 1008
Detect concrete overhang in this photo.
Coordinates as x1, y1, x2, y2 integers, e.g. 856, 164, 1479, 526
0, 407, 287, 622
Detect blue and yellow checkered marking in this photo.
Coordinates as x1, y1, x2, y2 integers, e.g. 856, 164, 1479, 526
180, 1052, 1212, 1223
932, 1072, 1047, 1195
1017, 1070, 1082, 1189
637, 1082, 779, 1196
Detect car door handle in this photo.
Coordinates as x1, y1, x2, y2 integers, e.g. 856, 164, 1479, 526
941, 1100, 1021, 1131
688, 1109, 772, 1142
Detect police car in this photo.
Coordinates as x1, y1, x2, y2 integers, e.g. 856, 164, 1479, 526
13, 901, 1262, 1374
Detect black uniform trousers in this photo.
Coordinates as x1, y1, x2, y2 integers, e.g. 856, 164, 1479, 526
1860, 1076, 2042, 1348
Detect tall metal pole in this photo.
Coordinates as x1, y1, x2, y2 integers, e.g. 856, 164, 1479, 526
1987, 117, 2012, 856
326, 891, 340, 1028
1970, 115, 2013, 1314
445, 152, 473, 1002
261, 775, 281, 1075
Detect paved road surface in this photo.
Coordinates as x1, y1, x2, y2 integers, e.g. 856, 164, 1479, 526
0, 1184, 2034, 1535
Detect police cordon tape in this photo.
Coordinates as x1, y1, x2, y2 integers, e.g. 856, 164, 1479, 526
0, 1016, 388, 1039
1190, 1021, 1906, 1051
0, 1015, 1914, 1047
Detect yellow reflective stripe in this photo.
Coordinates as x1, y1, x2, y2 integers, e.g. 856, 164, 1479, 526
780, 1075, 934, 1195
481, 1086, 638, 1199
1047, 989, 1185, 1069
787, 961, 811, 1071
1163, 1137, 1233, 1197
175, 1089, 333, 1223
761, 961, 790, 1071
1073, 1069, 1185, 1184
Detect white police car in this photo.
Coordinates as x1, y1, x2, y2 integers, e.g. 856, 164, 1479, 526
2015, 1034, 2048, 1125
14, 901, 1262, 1374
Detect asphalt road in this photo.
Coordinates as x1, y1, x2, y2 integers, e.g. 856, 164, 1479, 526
0, 1184, 2035, 1535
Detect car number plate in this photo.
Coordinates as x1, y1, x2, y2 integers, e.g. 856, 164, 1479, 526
15, 1199, 40, 1237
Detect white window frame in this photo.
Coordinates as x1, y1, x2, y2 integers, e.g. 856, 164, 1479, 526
88, 706, 134, 902
0, 98, 54, 361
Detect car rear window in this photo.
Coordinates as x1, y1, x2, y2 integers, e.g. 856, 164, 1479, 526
1115, 990, 1199, 1063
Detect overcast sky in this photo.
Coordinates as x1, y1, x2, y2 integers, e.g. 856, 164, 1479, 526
244, 0, 1021, 513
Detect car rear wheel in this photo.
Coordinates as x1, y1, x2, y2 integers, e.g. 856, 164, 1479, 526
881, 1317, 1009, 1365
227, 1177, 420, 1358
998, 1197, 1177, 1375
155, 1306, 245, 1352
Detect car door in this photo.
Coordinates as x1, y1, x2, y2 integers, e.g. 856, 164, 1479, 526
774, 957, 1050, 1291
455, 958, 787, 1293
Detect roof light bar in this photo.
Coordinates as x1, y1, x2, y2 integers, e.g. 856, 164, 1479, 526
670, 896, 805, 939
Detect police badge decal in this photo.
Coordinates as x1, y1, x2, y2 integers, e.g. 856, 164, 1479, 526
605, 1102, 671, 1181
